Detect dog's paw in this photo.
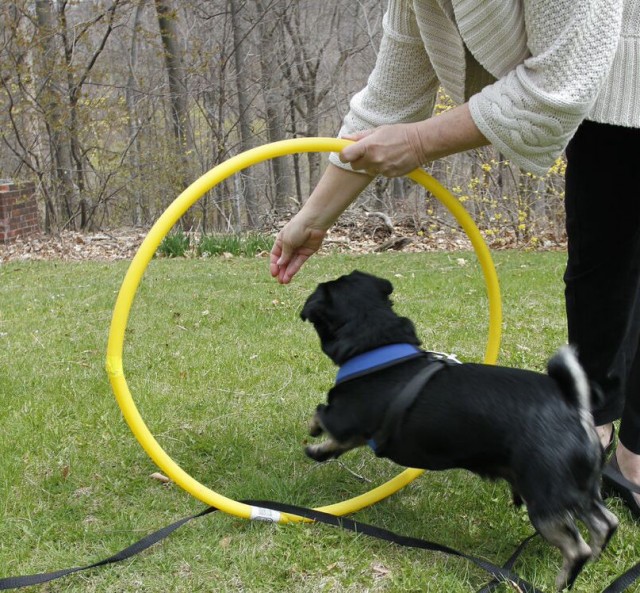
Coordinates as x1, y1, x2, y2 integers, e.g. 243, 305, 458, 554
308, 411, 324, 437
305, 445, 333, 462
308, 423, 323, 438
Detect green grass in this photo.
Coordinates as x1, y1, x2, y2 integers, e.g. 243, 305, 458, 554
0, 251, 638, 592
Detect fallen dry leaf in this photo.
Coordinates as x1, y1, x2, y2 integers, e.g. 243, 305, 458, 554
0, 212, 566, 264
371, 562, 391, 578
150, 472, 171, 484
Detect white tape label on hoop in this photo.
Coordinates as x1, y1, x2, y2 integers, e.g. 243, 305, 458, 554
250, 506, 282, 523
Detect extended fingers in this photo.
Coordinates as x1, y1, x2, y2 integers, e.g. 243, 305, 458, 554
277, 254, 308, 284
270, 237, 306, 284
269, 237, 285, 277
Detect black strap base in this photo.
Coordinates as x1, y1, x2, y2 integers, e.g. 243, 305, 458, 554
0, 499, 637, 592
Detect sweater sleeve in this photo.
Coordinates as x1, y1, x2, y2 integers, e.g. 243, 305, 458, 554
468, 0, 623, 174
329, 0, 439, 171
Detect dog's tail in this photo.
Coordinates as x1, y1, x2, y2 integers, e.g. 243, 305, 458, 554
547, 345, 598, 445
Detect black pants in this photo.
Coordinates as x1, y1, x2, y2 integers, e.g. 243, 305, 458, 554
564, 120, 640, 454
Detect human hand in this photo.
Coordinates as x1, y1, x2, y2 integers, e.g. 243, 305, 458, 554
339, 123, 428, 177
269, 162, 375, 284
269, 216, 327, 284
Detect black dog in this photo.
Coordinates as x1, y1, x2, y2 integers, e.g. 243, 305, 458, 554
301, 270, 617, 591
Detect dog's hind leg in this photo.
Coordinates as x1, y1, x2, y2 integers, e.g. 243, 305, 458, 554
530, 512, 592, 591
511, 488, 524, 508
578, 499, 618, 558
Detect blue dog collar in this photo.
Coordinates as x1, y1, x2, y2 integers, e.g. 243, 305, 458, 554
335, 343, 423, 384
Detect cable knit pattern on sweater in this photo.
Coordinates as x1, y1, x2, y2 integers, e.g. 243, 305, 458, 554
590, 0, 640, 127
330, 0, 632, 174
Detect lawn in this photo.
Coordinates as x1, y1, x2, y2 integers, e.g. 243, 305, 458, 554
1, 251, 638, 592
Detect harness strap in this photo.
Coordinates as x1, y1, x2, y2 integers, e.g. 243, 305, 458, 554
370, 359, 448, 455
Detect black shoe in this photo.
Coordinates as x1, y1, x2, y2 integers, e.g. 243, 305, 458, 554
602, 452, 640, 520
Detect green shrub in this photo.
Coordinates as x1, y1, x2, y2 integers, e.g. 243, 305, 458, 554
197, 233, 273, 257
242, 233, 274, 256
157, 231, 190, 257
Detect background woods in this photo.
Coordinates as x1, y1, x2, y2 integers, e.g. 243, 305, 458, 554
0, 0, 566, 245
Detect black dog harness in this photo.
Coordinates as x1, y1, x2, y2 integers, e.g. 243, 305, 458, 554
335, 343, 460, 455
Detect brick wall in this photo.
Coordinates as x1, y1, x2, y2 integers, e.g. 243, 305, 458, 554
0, 181, 40, 243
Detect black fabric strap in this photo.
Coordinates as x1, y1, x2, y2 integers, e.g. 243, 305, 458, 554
1, 499, 638, 592
601, 560, 640, 593
0, 507, 219, 589
244, 499, 545, 593
372, 359, 447, 455
475, 533, 539, 593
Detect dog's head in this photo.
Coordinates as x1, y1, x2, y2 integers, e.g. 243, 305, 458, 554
301, 270, 420, 365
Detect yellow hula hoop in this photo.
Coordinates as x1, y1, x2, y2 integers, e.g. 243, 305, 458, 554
106, 138, 502, 524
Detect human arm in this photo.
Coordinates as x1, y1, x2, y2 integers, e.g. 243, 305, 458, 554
270, 0, 439, 284
269, 164, 373, 284
336, 0, 623, 175
328, 0, 440, 175
268, 104, 486, 283
468, 0, 623, 174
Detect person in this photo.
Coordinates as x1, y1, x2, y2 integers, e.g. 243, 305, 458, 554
269, 0, 640, 516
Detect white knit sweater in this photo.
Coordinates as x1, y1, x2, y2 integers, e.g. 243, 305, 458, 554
330, 0, 637, 174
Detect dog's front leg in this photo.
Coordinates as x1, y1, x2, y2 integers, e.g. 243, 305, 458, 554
308, 405, 326, 437
305, 403, 366, 461
305, 437, 365, 462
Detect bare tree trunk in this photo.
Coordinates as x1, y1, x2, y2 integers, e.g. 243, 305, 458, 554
229, 0, 259, 228
281, 3, 356, 196
126, 1, 145, 225
255, 0, 293, 213
33, 0, 123, 231
305, 99, 322, 191
57, 4, 89, 229
155, 0, 194, 220
392, 178, 406, 209
34, 0, 75, 231
274, 3, 303, 207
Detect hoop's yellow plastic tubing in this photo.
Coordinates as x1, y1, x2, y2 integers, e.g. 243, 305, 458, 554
106, 138, 502, 524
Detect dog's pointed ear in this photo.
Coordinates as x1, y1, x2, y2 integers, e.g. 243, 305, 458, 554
375, 276, 393, 297
301, 284, 330, 322
352, 270, 393, 297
